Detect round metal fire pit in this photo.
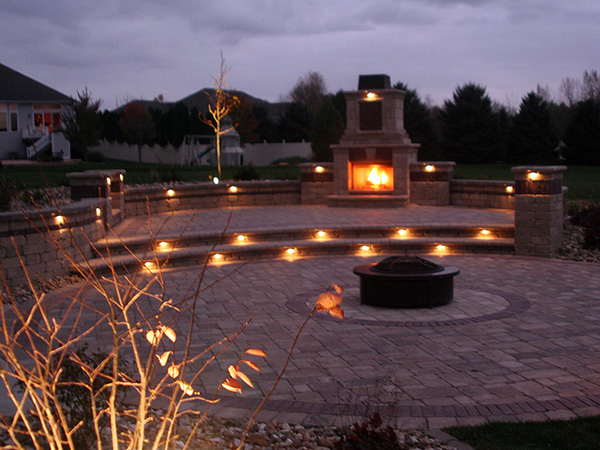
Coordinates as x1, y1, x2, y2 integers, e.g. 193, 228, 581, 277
353, 256, 460, 308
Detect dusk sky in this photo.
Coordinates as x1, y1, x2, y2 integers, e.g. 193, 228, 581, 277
1, 0, 598, 110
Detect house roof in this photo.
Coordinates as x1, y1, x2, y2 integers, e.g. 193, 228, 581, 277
0, 63, 70, 103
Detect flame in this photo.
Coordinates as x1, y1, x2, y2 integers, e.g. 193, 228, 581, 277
367, 167, 389, 188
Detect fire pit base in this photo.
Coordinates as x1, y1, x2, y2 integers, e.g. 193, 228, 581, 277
353, 257, 460, 308
328, 194, 409, 208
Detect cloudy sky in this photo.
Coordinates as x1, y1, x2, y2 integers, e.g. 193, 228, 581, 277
1, 0, 598, 110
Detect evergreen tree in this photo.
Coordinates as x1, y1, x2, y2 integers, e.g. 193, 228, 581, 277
61, 88, 102, 161
439, 83, 503, 163
329, 90, 347, 125
189, 107, 213, 135
310, 99, 344, 161
151, 108, 168, 146
119, 102, 155, 163
167, 102, 191, 147
393, 82, 441, 160
252, 105, 278, 142
508, 92, 559, 164
276, 102, 313, 142
564, 99, 600, 165
99, 109, 123, 142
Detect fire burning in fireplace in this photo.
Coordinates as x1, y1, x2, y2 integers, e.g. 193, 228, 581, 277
351, 164, 393, 192
367, 166, 389, 188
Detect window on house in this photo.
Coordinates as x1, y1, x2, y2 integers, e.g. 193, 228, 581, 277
10, 104, 18, 132
33, 105, 63, 132
0, 104, 7, 132
0, 104, 19, 132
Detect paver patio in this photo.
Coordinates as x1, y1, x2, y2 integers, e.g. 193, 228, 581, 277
7, 204, 600, 431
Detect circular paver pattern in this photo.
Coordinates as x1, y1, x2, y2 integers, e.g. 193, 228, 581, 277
29, 253, 600, 429
288, 287, 530, 327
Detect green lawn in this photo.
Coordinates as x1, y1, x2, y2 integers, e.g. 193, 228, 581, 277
1, 161, 599, 200
0, 161, 301, 190
445, 416, 600, 450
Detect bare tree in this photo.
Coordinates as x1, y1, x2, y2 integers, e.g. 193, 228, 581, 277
558, 77, 581, 106
288, 71, 327, 118
582, 70, 600, 101
202, 53, 239, 180
535, 83, 553, 103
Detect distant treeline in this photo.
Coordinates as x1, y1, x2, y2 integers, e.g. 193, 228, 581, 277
91, 70, 600, 166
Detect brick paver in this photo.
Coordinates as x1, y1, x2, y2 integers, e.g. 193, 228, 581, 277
9, 205, 600, 429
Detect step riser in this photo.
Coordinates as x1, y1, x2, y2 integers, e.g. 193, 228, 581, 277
75, 240, 514, 277
95, 227, 515, 257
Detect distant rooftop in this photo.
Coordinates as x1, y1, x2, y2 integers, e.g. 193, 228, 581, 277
0, 63, 70, 103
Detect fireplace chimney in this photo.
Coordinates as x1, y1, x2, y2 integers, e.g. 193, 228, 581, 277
328, 74, 420, 207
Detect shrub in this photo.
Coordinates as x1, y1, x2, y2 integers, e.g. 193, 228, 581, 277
570, 202, 600, 250
21, 188, 51, 207
270, 156, 309, 165
233, 164, 260, 181
0, 191, 345, 449
334, 413, 402, 450
150, 166, 182, 183
0, 177, 17, 212
87, 150, 106, 162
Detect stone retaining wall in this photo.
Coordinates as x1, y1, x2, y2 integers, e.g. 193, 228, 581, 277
0, 199, 109, 285
124, 180, 302, 216
0, 165, 567, 286
450, 179, 515, 210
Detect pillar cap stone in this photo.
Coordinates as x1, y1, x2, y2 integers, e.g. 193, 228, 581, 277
511, 166, 567, 174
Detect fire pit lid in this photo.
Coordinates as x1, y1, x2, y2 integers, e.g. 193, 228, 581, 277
369, 255, 444, 274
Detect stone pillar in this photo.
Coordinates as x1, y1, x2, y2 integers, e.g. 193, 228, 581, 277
299, 162, 334, 204
512, 166, 567, 257
67, 171, 114, 225
409, 162, 455, 206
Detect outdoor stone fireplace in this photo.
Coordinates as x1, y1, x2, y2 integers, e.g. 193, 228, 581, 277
328, 74, 420, 207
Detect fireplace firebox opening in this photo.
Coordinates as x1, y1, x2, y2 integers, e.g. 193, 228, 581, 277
351, 163, 393, 193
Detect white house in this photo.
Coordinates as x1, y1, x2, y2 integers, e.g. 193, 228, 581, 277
0, 63, 71, 160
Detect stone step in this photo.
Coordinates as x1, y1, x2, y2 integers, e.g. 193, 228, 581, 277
74, 235, 514, 277
91, 224, 514, 257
